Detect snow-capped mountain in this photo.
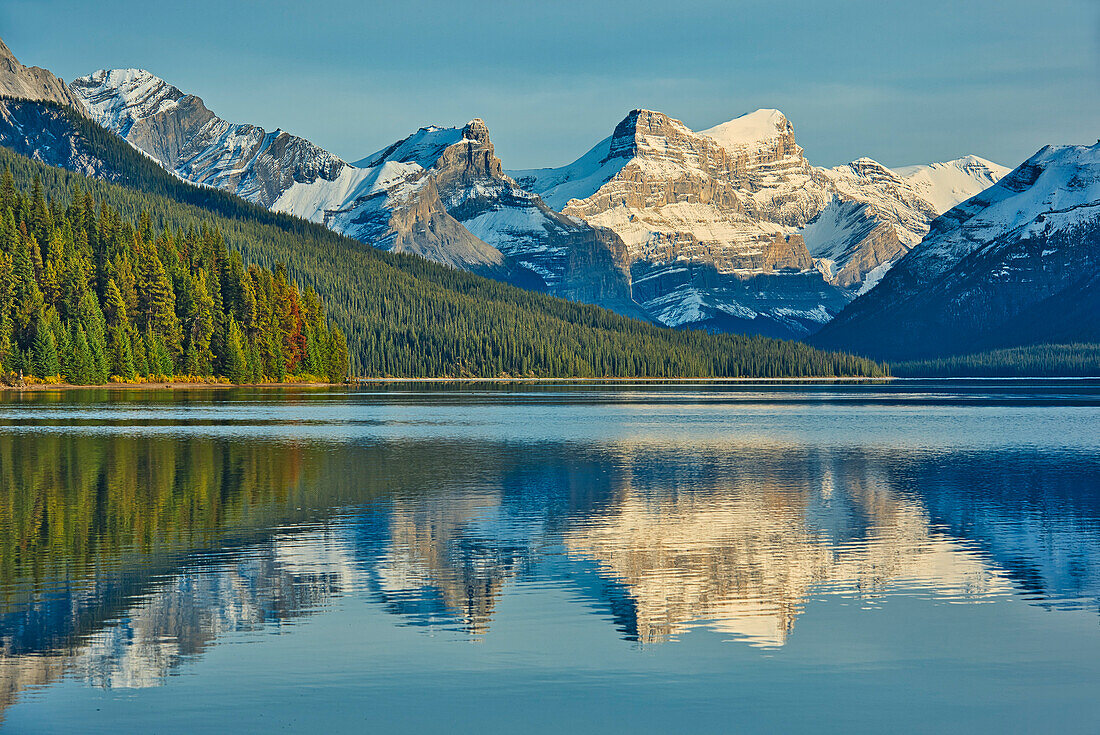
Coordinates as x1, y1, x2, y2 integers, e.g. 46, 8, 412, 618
511, 108, 1007, 335
70, 69, 345, 207
814, 143, 1100, 359
275, 118, 639, 310
68, 68, 637, 309
895, 155, 1010, 215
0, 36, 1013, 337
512, 109, 846, 334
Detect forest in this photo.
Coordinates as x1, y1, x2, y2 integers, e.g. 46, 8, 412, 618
0, 110, 887, 379
0, 170, 349, 384
890, 343, 1100, 378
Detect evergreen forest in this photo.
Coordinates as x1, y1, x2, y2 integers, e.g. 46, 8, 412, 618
0, 169, 349, 384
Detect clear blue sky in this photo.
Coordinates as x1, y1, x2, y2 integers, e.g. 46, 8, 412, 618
4, 0, 1098, 169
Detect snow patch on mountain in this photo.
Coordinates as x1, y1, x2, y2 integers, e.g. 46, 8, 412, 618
910, 143, 1100, 278
355, 125, 467, 169
894, 155, 1011, 214
510, 135, 628, 211
272, 160, 422, 226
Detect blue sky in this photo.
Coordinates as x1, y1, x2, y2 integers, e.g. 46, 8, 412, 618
4, 0, 1098, 169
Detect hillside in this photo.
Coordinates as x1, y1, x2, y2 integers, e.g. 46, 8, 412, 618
0, 98, 885, 378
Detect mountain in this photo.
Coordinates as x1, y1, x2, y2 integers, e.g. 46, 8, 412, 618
895, 155, 1010, 214
0, 105, 886, 378
512, 109, 845, 336
71, 69, 345, 207
511, 108, 1007, 336
276, 119, 641, 313
0, 39, 86, 110
0, 39, 1007, 339
813, 143, 1100, 360
69, 69, 638, 310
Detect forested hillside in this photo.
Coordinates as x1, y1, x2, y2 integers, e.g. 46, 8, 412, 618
0, 171, 349, 384
0, 100, 886, 378
890, 344, 1100, 378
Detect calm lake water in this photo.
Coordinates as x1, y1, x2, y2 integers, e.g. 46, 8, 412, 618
1, 382, 1098, 733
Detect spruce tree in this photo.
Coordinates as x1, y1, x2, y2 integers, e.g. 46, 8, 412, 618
69, 325, 94, 385
224, 317, 247, 384
31, 317, 60, 378
109, 324, 136, 380
327, 327, 350, 382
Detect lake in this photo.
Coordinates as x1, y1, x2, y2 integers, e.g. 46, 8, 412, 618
1, 382, 1098, 733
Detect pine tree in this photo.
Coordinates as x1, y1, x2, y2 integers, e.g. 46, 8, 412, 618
135, 240, 182, 359
77, 291, 109, 384
109, 324, 136, 379
186, 270, 215, 375
326, 327, 350, 382
132, 329, 149, 377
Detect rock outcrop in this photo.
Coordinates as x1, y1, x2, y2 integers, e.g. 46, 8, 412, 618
0, 39, 86, 110
70, 69, 345, 207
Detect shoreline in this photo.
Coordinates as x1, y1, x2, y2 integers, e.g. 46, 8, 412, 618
4, 375, 1096, 392
0, 381, 347, 392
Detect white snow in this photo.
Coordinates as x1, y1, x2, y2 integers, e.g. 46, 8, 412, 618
71, 68, 182, 136
699, 109, 789, 152
893, 155, 1011, 214
272, 160, 422, 223
354, 125, 466, 169
508, 134, 628, 211
855, 260, 893, 296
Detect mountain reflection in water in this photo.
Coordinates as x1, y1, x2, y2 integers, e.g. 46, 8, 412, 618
0, 385, 1097, 724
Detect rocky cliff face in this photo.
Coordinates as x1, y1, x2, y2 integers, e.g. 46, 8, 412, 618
67, 71, 633, 296
0, 40, 1013, 338
0, 39, 86, 111
70, 69, 346, 207
814, 143, 1100, 359
511, 108, 1007, 335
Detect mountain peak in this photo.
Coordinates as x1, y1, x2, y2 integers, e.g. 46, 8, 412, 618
0, 38, 16, 66
700, 109, 793, 152
892, 154, 1011, 214
463, 118, 491, 145
606, 109, 693, 160
71, 68, 187, 136
0, 35, 87, 112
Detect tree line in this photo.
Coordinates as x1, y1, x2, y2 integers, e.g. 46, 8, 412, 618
891, 343, 1100, 378
0, 170, 349, 384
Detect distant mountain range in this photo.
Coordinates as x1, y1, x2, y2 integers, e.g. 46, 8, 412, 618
1, 36, 1095, 363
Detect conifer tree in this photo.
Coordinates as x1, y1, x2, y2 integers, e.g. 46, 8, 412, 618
327, 327, 350, 383
31, 317, 60, 377
224, 317, 247, 384
69, 324, 95, 384
110, 324, 136, 379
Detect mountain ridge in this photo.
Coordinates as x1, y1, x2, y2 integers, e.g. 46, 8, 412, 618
813, 142, 1100, 359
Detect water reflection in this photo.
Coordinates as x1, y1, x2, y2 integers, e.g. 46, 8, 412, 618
0, 387, 1098, 721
